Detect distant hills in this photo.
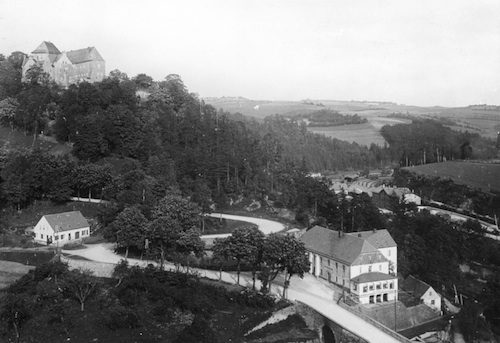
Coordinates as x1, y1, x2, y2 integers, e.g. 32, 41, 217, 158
204, 97, 500, 144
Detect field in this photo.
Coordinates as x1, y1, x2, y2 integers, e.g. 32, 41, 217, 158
205, 97, 499, 148
404, 161, 500, 192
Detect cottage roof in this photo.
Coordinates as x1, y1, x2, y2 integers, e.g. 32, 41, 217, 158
346, 229, 397, 249
402, 275, 434, 299
67, 47, 104, 64
43, 211, 89, 232
32, 41, 61, 55
351, 272, 396, 283
300, 226, 388, 266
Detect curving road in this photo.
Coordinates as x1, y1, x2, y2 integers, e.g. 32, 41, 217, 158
63, 213, 404, 343
201, 213, 286, 239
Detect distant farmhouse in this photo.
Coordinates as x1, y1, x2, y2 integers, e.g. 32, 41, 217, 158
22, 41, 105, 87
300, 226, 398, 305
33, 211, 90, 245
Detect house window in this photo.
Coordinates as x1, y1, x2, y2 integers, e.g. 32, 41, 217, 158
353, 283, 357, 291
368, 266, 372, 272
68, 233, 71, 240
376, 283, 381, 290
389, 282, 394, 289
429, 291, 432, 296
328, 259, 330, 266
41, 234, 44, 239
54, 235, 59, 241
383, 282, 388, 289
342, 265, 345, 273
60, 234, 64, 240
431, 300, 435, 305
336, 263, 338, 270
363, 285, 368, 293
75, 232, 80, 239
369, 284, 374, 291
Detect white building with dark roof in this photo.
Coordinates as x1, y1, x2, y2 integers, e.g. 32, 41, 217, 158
22, 41, 105, 87
300, 226, 398, 304
33, 211, 90, 245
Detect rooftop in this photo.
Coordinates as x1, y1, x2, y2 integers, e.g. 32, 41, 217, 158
43, 211, 89, 232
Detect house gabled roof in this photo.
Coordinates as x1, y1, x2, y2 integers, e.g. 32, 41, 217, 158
32, 41, 61, 55
67, 47, 104, 64
351, 272, 397, 284
300, 226, 388, 266
43, 211, 89, 233
402, 275, 436, 299
346, 229, 397, 249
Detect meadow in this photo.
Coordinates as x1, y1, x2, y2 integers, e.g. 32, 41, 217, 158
404, 161, 500, 193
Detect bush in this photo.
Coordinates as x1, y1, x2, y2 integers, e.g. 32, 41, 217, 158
101, 305, 140, 330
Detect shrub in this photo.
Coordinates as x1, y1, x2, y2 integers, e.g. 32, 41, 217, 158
101, 305, 140, 330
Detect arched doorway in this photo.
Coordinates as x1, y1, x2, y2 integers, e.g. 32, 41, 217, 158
322, 325, 336, 343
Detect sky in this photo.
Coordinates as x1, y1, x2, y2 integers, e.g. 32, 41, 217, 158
1, 0, 499, 107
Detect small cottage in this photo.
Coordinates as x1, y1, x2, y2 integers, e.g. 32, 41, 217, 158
402, 275, 441, 312
33, 211, 90, 245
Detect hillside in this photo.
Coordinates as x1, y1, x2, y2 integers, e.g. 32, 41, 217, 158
204, 97, 500, 147
403, 161, 500, 193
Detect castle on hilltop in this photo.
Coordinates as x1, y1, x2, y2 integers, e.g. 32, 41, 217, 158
22, 41, 105, 87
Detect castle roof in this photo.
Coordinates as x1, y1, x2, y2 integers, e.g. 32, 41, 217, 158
300, 226, 388, 266
32, 41, 61, 55
67, 47, 104, 64
43, 211, 89, 232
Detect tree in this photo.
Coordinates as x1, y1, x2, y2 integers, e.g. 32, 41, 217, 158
212, 237, 230, 280
175, 227, 205, 271
225, 226, 264, 286
260, 233, 310, 296
0, 294, 32, 343
153, 191, 201, 230
63, 269, 100, 312
0, 96, 18, 130
112, 206, 149, 258
148, 215, 182, 269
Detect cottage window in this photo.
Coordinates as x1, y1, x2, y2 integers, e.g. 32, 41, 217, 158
363, 285, 368, 293
369, 284, 374, 291
41, 234, 44, 239
75, 232, 80, 239
431, 300, 435, 305
68, 233, 71, 240
429, 291, 432, 296
383, 282, 388, 289
54, 235, 59, 241
328, 259, 330, 266
336, 263, 338, 270
60, 234, 64, 239
342, 265, 345, 273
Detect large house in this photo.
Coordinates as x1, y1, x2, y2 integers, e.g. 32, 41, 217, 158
22, 41, 105, 87
300, 226, 398, 305
33, 211, 90, 245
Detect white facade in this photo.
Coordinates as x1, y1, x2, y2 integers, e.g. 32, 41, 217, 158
351, 277, 398, 305
33, 215, 90, 245
420, 287, 441, 312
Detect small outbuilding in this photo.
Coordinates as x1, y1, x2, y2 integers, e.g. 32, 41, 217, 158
402, 275, 441, 312
33, 211, 90, 245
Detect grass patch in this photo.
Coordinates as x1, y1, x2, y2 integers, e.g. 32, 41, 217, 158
0, 250, 54, 266
202, 217, 257, 235
405, 161, 500, 192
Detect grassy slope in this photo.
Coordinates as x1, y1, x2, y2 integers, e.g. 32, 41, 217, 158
404, 161, 500, 192
205, 98, 500, 147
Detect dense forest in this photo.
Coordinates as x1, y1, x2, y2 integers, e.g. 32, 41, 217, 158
285, 108, 367, 127
379, 119, 497, 166
0, 51, 379, 216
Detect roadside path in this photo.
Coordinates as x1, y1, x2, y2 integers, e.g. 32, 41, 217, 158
202, 213, 286, 239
